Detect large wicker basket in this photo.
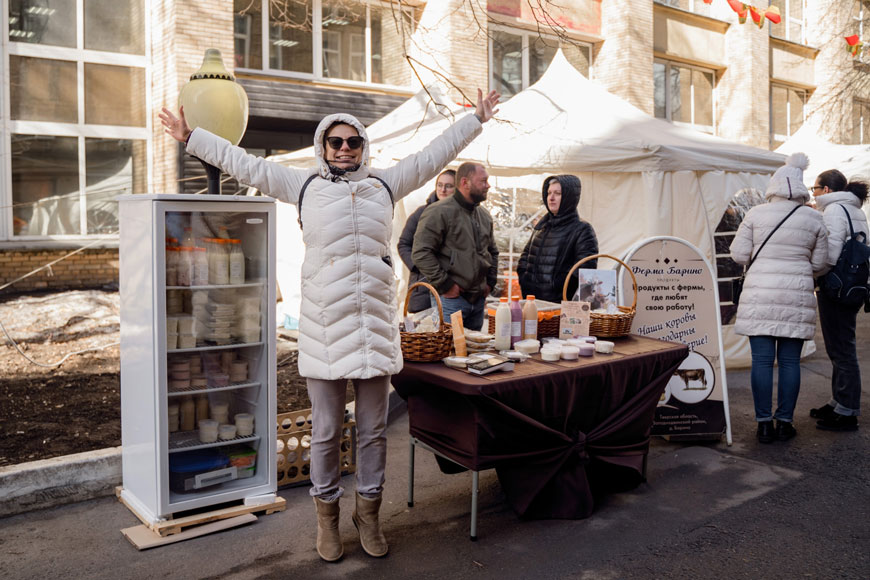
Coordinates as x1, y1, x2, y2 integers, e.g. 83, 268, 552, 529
562, 254, 637, 338
400, 282, 453, 362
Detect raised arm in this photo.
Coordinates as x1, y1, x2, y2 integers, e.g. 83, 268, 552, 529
377, 90, 499, 200
160, 107, 309, 204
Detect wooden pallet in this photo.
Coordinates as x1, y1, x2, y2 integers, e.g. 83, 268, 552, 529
115, 486, 286, 537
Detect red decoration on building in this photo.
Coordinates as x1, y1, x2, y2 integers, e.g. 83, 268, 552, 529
727, 0, 745, 13
764, 5, 782, 24
845, 35, 864, 57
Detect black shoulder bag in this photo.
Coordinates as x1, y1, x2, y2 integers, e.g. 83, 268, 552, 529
732, 204, 802, 305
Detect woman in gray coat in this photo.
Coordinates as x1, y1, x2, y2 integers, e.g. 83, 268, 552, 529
730, 153, 828, 443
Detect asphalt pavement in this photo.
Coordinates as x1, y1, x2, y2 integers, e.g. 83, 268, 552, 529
0, 316, 867, 580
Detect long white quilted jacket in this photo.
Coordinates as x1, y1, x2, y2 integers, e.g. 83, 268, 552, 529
187, 113, 482, 379
729, 192, 828, 340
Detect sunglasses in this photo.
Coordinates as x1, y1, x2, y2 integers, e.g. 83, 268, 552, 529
325, 136, 364, 150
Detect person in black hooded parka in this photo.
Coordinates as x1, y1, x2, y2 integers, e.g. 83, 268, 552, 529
517, 174, 598, 303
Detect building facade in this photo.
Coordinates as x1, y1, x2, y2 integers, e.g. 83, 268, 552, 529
0, 0, 864, 293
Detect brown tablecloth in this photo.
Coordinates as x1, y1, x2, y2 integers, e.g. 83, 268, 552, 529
392, 335, 689, 520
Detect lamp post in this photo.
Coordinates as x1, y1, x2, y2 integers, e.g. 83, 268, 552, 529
179, 49, 249, 195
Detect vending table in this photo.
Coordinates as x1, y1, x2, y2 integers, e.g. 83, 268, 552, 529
392, 335, 688, 532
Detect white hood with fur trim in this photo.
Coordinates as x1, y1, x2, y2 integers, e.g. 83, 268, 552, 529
187, 112, 482, 379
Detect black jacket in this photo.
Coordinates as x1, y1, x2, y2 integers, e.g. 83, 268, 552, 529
517, 175, 598, 303
398, 192, 439, 312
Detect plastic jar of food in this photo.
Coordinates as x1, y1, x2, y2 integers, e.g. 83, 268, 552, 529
198, 419, 218, 443
218, 424, 237, 440
165, 247, 178, 286
234, 413, 255, 437
210, 402, 230, 424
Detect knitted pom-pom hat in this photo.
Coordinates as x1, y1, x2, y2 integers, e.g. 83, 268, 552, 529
765, 152, 810, 202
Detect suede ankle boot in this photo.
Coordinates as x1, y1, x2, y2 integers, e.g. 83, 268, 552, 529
352, 493, 388, 557
313, 497, 343, 562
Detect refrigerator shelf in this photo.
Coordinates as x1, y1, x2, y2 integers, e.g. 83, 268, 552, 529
169, 341, 264, 353
165, 281, 265, 290
168, 381, 260, 397
168, 432, 261, 453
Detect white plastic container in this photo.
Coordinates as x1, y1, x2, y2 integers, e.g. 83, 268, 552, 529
540, 347, 561, 361
578, 343, 594, 357
560, 346, 580, 360
595, 340, 615, 354
198, 419, 219, 443
514, 339, 540, 354
234, 413, 255, 437
218, 424, 237, 440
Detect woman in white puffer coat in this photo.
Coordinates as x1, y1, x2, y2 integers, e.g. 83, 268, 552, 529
160, 89, 500, 562
808, 169, 869, 432
730, 153, 828, 444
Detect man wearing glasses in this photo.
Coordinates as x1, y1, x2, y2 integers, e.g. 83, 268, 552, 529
161, 89, 499, 563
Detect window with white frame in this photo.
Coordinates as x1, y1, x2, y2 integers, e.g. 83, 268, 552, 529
770, 84, 805, 149
654, 60, 715, 134
769, 0, 805, 44
4, 0, 148, 240
489, 26, 592, 98
233, 0, 421, 88
852, 100, 870, 145
653, 0, 714, 18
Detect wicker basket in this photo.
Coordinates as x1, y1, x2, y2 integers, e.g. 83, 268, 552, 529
400, 282, 453, 362
562, 253, 637, 338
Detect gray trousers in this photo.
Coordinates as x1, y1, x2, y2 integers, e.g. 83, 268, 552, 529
817, 292, 863, 415
306, 375, 391, 499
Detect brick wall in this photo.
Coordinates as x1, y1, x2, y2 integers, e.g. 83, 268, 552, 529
409, 0, 488, 105
596, 0, 654, 115
718, 19, 770, 149
150, 1, 236, 195
0, 249, 119, 295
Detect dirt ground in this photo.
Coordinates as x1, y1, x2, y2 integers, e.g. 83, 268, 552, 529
0, 290, 326, 467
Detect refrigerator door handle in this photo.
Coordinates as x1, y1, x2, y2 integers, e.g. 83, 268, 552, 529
194, 467, 238, 489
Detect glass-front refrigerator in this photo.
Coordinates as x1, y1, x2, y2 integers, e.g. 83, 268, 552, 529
118, 194, 276, 523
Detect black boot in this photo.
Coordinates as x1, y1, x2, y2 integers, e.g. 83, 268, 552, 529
816, 413, 859, 432
775, 420, 797, 441
756, 420, 774, 443
809, 404, 835, 419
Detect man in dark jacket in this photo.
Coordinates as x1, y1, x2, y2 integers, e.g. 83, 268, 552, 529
412, 162, 498, 330
397, 169, 456, 312
518, 174, 598, 303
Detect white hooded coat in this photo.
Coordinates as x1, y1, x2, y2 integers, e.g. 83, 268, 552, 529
186, 112, 483, 379
729, 167, 828, 340
815, 190, 870, 267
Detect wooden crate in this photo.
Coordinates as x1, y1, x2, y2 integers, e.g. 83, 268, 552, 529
276, 407, 357, 488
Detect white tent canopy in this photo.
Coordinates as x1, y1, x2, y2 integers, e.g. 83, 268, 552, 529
776, 124, 870, 223
267, 50, 787, 366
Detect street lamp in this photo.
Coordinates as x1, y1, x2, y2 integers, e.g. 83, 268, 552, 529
179, 49, 249, 195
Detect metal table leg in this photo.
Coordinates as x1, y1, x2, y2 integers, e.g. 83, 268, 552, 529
408, 436, 481, 541
408, 437, 415, 507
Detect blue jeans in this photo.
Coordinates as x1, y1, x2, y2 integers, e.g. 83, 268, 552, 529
432, 294, 485, 331
749, 335, 803, 422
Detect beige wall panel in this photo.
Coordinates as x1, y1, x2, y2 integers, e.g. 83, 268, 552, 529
654, 13, 725, 67
770, 46, 814, 86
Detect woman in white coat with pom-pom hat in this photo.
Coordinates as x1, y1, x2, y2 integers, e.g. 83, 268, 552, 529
729, 152, 828, 444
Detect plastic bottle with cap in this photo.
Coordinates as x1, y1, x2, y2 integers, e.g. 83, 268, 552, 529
509, 295, 523, 347
522, 295, 538, 340
228, 239, 245, 284
494, 297, 511, 351
181, 227, 195, 247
